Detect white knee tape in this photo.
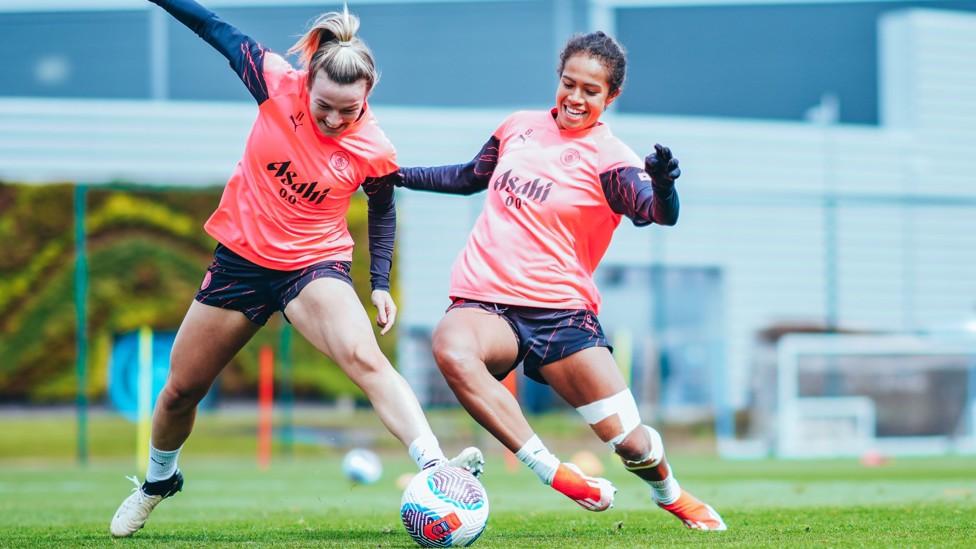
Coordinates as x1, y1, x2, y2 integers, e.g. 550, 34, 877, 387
620, 426, 665, 469
641, 425, 665, 466
575, 389, 642, 448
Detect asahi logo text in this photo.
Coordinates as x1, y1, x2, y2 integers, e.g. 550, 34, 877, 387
267, 161, 330, 205
492, 169, 552, 209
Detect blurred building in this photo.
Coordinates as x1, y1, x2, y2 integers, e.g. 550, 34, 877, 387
2, 1, 976, 431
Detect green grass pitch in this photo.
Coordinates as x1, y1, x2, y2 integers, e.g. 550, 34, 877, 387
0, 409, 973, 547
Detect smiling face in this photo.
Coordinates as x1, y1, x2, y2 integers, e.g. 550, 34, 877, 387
308, 71, 369, 137
554, 53, 620, 132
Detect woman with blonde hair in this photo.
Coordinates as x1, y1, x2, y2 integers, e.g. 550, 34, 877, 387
110, 0, 482, 537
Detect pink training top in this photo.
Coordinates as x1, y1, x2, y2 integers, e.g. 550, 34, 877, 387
154, 0, 399, 289
449, 110, 645, 314
203, 54, 397, 271
205, 55, 396, 271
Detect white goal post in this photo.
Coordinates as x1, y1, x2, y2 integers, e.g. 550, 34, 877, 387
774, 333, 976, 458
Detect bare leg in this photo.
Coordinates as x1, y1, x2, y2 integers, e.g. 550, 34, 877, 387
431, 309, 616, 509
152, 300, 260, 450
429, 307, 527, 450
111, 300, 260, 538
543, 347, 726, 529
541, 347, 668, 478
284, 278, 430, 445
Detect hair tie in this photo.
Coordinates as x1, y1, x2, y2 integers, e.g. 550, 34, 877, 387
338, 40, 352, 47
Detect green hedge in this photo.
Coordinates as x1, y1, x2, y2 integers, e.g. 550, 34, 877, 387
0, 182, 394, 403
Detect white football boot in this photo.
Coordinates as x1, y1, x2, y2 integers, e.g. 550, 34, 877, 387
110, 471, 183, 537
424, 447, 485, 478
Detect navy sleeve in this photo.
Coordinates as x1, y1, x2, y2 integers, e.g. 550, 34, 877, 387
397, 137, 500, 195
361, 173, 397, 291
600, 166, 679, 227
149, 0, 270, 104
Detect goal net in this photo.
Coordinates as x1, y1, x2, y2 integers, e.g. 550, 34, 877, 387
750, 333, 976, 458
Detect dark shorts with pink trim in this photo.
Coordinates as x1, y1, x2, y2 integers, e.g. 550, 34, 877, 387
195, 243, 353, 326
447, 298, 612, 385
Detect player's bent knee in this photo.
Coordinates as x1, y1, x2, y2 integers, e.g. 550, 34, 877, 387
611, 426, 651, 463
618, 425, 664, 469
158, 383, 207, 411
337, 340, 386, 372
432, 343, 478, 377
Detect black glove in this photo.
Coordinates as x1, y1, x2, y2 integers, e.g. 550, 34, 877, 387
645, 143, 681, 184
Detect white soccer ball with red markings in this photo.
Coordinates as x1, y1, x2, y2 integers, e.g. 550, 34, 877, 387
400, 465, 489, 547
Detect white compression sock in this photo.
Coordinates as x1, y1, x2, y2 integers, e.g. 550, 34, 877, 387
408, 434, 447, 471
146, 444, 182, 482
645, 464, 682, 505
514, 435, 560, 484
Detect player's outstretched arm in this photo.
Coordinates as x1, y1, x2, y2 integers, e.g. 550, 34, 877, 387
148, 0, 272, 103
397, 137, 499, 195
600, 143, 681, 226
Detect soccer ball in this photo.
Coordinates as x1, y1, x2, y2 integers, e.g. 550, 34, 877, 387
341, 448, 382, 484
400, 465, 489, 547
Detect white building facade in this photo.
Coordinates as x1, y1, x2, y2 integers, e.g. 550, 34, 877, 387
2, 5, 975, 429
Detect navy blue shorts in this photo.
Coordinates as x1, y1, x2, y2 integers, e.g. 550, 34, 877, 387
195, 243, 353, 326
446, 298, 612, 385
